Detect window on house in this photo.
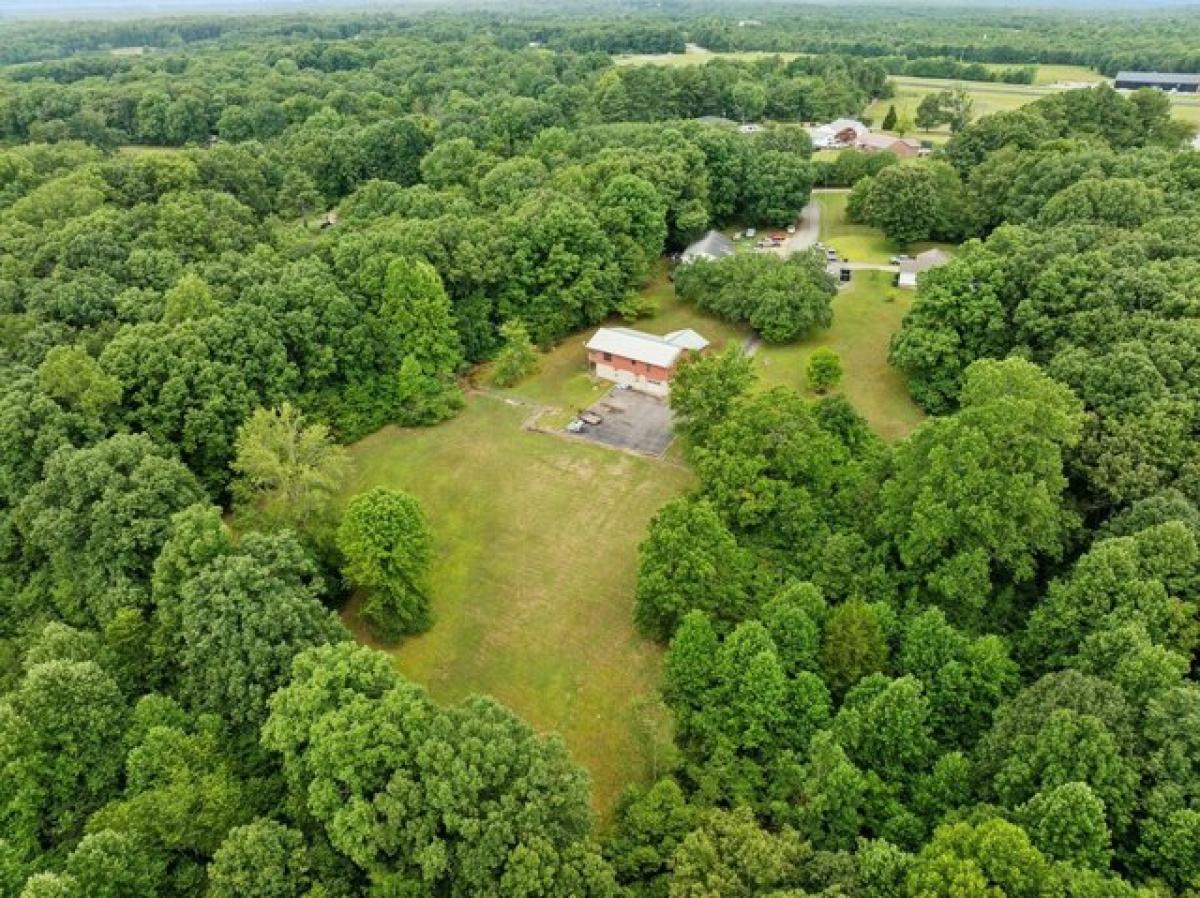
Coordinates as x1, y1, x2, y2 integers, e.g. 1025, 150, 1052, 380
603, 352, 612, 361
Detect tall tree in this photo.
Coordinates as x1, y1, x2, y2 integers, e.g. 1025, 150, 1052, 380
15, 434, 204, 627
173, 532, 346, 730
0, 661, 127, 859
635, 496, 758, 640
490, 319, 539, 388
337, 487, 434, 641
380, 257, 465, 426
669, 346, 755, 448
207, 820, 312, 898
262, 643, 617, 896
878, 359, 1083, 629
232, 403, 349, 525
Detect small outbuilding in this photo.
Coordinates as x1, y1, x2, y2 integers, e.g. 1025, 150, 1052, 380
585, 327, 710, 397
897, 248, 952, 288
681, 230, 735, 264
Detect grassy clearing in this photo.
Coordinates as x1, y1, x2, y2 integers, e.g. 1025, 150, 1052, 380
754, 269, 926, 441
342, 223, 927, 818
867, 79, 1044, 142
1028, 64, 1105, 85
117, 144, 189, 156
615, 47, 802, 67
814, 191, 954, 264
583, 238, 924, 441
1168, 99, 1200, 126
872, 72, 1199, 134
343, 395, 693, 822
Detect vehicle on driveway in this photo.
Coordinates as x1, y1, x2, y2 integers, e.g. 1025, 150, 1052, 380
566, 388, 676, 457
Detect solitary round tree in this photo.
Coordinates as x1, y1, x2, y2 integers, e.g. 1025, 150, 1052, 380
807, 348, 844, 394
337, 487, 433, 642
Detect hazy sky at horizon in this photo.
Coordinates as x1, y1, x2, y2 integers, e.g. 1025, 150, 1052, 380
3, 0, 1198, 17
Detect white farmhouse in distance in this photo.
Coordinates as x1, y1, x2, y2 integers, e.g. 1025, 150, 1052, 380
807, 118, 870, 149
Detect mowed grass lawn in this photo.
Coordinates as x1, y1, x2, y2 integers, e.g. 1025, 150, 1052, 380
494, 242, 924, 441
815, 190, 954, 265
870, 70, 1200, 133
342, 395, 693, 821
342, 209, 927, 818
755, 269, 926, 441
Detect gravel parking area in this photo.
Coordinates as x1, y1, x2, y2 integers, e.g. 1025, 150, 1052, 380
567, 388, 676, 457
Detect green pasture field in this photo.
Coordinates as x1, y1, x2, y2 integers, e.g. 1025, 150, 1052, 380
343, 395, 692, 823
754, 268, 926, 441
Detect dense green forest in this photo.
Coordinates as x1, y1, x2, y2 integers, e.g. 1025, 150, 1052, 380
0, 3, 1198, 897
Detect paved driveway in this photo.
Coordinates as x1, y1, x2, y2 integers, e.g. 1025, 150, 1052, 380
567, 388, 675, 457
783, 198, 821, 253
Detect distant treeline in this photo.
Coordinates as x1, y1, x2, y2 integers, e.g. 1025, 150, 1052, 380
4, 4, 1200, 75
872, 55, 1036, 85
684, 7, 1200, 77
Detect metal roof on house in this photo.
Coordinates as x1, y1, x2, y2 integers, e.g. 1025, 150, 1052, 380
664, 329, 710, 351
859, 133, 921, 150
681, 229, 735, 262
859, 133, 901, 150
1115, 71, 1200, 85
586, 327, 685, 368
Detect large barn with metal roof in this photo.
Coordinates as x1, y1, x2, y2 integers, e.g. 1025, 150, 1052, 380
1114, 71, 1200, 92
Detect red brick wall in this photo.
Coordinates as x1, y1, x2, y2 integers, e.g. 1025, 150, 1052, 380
588, 350, 673, 381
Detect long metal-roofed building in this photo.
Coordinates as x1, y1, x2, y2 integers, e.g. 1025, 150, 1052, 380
1114, 72, 1200, 93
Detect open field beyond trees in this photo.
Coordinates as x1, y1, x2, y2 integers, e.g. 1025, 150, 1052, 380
872, 73, 1200, 130
616, 48, 1200, 131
